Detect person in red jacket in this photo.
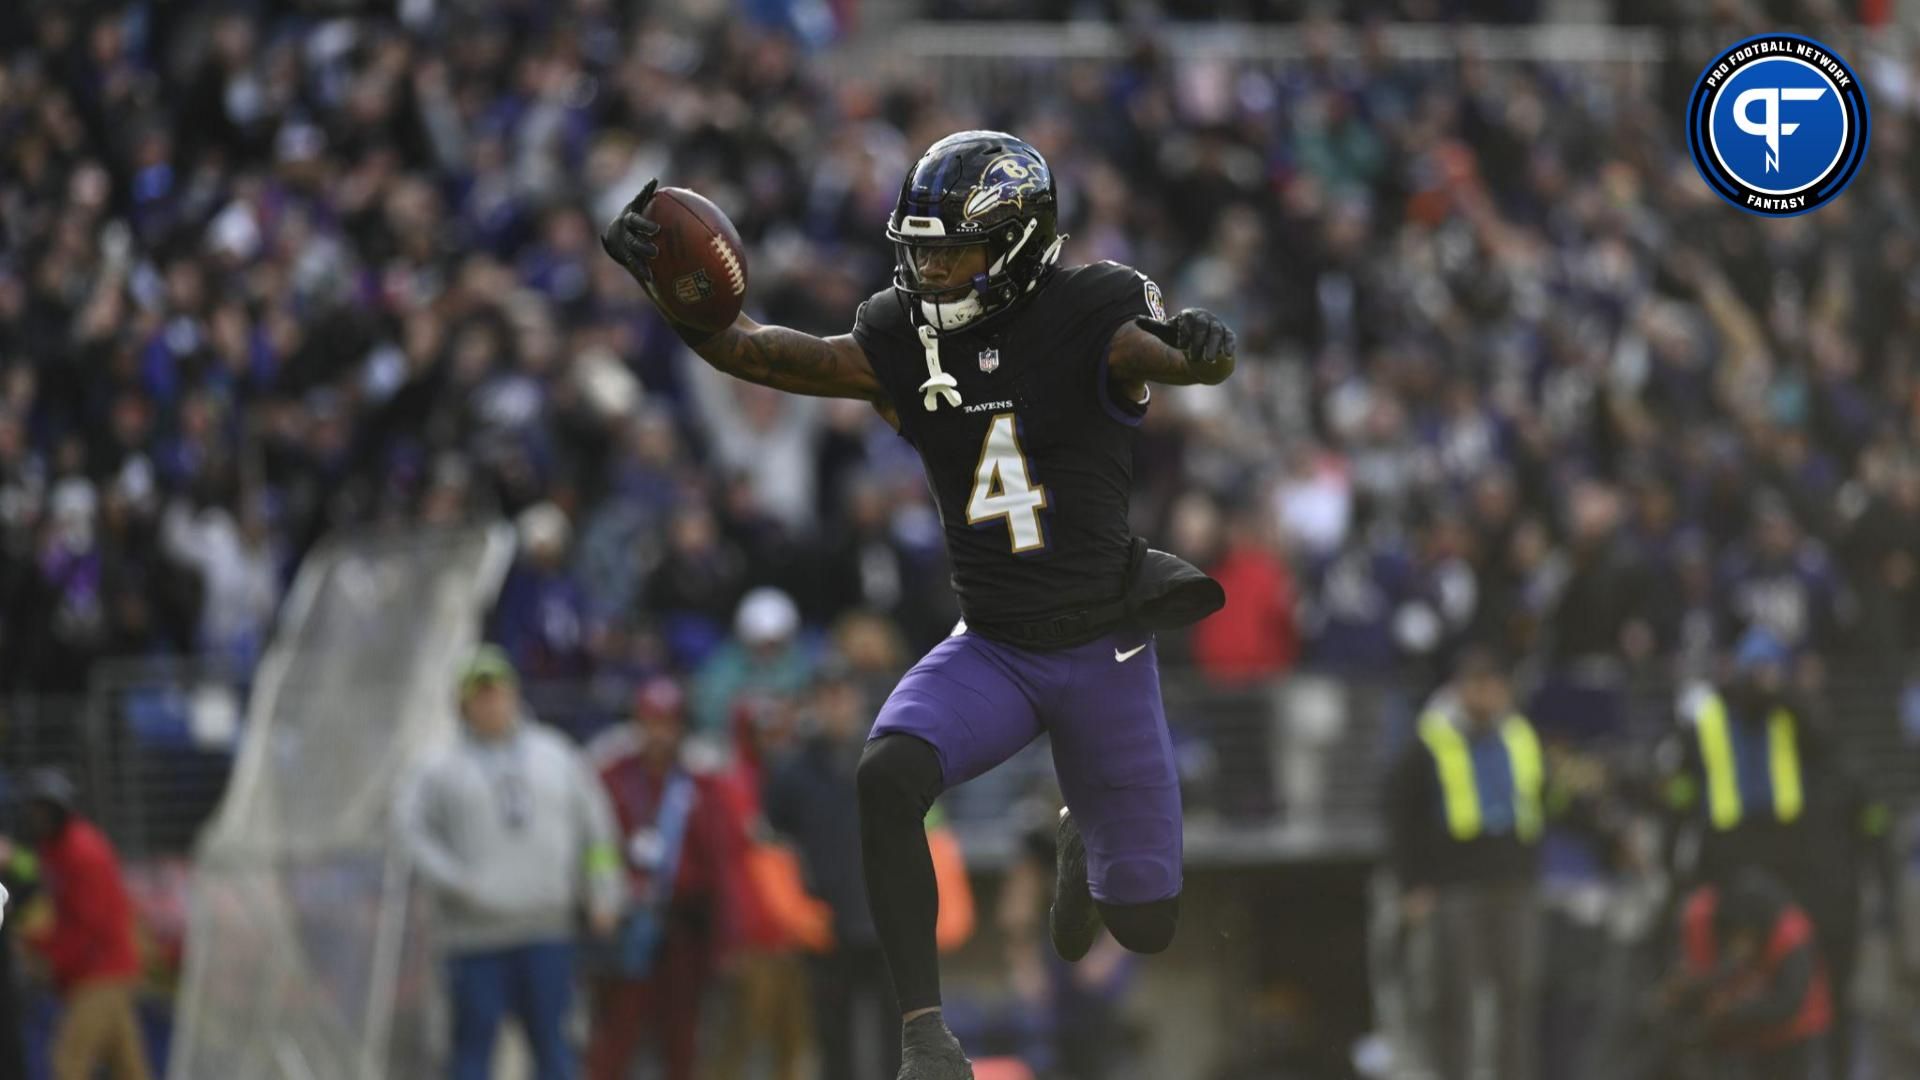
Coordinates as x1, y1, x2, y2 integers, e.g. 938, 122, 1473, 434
583, 678, 742, 1080
19, 770, 151, 1080
1191, 507, 1299, 685
1669, 869, 1830, 1080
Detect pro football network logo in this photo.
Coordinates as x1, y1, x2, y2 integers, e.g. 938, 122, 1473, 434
1686, 34, 1869, 217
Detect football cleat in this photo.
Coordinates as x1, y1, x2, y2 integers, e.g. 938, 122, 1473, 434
899, 1012, 974, 1080
1049, 806, 1102, 963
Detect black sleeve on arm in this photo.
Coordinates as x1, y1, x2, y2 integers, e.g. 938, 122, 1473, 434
850, 294, 907, 419
1070, 263, 1162, 424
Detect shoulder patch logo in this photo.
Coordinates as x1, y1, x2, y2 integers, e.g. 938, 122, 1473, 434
978, 347, 1000, 374
1143, 279, 1167, 321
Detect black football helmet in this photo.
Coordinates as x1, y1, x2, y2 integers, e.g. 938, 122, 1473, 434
886, 131, 1064, 333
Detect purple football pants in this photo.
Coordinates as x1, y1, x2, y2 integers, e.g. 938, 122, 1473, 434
870, 624, 1183, 905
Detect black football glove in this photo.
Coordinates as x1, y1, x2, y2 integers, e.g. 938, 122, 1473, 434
600, 180, 719, 348
601, 179, 663, 286
1134, 307, 1236, 384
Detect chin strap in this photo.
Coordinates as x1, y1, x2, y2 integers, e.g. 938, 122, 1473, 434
917, 324, 961, 412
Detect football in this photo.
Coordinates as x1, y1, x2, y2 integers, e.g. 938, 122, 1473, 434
643, 187, 750, 335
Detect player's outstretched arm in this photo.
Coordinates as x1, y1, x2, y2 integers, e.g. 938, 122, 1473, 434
686, 315, 884, 402
601, 181, 884, 403
1108, 308, 1237, 388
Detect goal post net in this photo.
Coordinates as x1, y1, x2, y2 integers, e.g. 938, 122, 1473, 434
168, 523, 516, 1080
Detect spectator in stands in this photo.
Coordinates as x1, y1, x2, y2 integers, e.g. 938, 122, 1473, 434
1300, 501, 1415, 674
1718, 499, 1843, 659
32, 479, 111, 694
1385, 647, 1544, 1080
692, 586, 813, 733
492, 502, 592, 683
1837, 450, 1920, 666
158, 490, 278, 670
1663, 626, 1891, 1080
1188, 498, 1300, 686
1546, 482, 1648, 669
816, 474, 957, 649
766, 661, 901, 1080
758, 658, 975, 1078
19, 769, 150, 1080
686, 364, 822, 534
396, 647, 623, 1080
585, 676, 742, 1080
1797, 743, 1894, 1080
706, 690, 824, 1080
0, 822, 32, 1080
1662, 628, 1823, 894
645, 504, 747, 668
1666, 869, 1831, 1080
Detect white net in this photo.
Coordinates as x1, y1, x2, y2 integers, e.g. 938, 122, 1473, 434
169, 524, 515, 1080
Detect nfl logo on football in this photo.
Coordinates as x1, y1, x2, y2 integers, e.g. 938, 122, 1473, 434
978, 348, 1000, 374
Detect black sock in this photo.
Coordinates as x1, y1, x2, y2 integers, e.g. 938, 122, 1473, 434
1098, 895, 1181, 954
857, 734, 946, 1015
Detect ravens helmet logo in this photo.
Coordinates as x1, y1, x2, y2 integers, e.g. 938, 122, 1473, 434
963, 152, 1051, 223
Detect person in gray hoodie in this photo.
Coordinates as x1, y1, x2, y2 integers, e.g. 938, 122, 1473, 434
398, 645, 624, 1080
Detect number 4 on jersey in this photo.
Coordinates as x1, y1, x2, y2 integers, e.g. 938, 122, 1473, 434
967, 413, 1048, 553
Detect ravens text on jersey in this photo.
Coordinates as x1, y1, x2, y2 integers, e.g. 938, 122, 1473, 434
853, 260, 1162, 635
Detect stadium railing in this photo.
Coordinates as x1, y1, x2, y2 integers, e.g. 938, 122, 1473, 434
32, 658, 1920, 869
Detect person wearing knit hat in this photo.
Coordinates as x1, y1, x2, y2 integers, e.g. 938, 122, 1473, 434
397, 644, 624, 1080
19, 768, 148, 1080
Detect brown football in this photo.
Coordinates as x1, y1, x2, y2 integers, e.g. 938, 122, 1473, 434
643, 187, 750, 334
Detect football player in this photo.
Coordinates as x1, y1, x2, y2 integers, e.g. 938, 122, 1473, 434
603, 131, 1236, 1080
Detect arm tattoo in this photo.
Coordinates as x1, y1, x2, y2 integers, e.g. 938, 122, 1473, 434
1107, 321, 1201, 386
1105, 319, 1236, 386
697, 318, 883, 401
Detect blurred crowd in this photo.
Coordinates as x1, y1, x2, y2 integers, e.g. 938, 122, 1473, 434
6, 0, 1920, 723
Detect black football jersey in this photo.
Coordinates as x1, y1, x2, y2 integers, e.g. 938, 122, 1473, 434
852, 261, 1164, 627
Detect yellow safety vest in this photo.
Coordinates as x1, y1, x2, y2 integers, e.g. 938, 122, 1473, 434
1693, 692, 1802, 830
1417, 711, 1544, 842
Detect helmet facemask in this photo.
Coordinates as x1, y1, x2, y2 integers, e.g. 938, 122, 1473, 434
892, 230, 993, 332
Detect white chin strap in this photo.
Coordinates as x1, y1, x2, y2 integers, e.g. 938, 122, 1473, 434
919, 294, 984, 331
917, 324, 961, 411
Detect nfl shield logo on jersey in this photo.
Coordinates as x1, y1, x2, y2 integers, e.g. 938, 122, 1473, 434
978, 348, 1000, 374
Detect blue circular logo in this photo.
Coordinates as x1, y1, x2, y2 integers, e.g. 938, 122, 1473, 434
1687, 34, 1869, 216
